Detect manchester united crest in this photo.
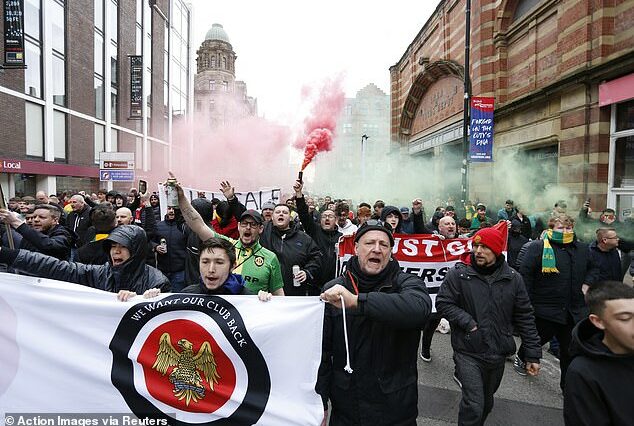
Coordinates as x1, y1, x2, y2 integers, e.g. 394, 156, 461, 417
253, 256, 264, 267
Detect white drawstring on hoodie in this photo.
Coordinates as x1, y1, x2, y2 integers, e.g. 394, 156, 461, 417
340, 294, 353, 374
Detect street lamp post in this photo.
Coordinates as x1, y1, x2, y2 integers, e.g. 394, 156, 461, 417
361, 134, 369, 181
461, 0, 472, 208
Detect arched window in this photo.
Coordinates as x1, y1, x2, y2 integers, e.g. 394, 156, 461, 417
210, 55, 216, 68
513, 0, 542, 22
222, 56, 227, 69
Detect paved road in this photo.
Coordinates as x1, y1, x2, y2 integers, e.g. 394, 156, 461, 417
416, 332, 564, 425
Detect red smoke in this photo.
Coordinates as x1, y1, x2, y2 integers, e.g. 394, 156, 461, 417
294, 77, 345, 171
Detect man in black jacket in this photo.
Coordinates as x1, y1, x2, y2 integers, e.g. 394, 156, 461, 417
259, 203, 322, 296
293, 180, 341, 289
0, 204, 73, 260
516, 214, 599, 390
588, 228, 623, 282
154, 207, 187, 291
437, 226, 541, 426
564, 281, 634, 426
66, 194, 92, 247
317, 222, 431, 426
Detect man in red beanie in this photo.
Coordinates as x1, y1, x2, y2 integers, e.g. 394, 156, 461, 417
436, 226, 542, 426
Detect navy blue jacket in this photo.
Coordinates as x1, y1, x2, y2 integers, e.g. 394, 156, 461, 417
588, 241, 623, 282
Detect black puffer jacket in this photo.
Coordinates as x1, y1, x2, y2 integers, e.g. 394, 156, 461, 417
155, 214, 187, 273
519, 238, 600, 324
564, 318, 634, 426
295, 195, 341, 287
66, 205, 92, 247
16, 223, 73, 260
437, 261, 542, 362
0, 225, 170, 293
316, 261, 431, 425
259, 221, 322, 296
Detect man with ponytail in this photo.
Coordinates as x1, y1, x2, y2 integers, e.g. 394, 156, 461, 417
515, 214, 600, 391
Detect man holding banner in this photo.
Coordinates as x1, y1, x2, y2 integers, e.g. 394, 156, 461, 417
318, 221, 431, 425
436, 226, 542, 426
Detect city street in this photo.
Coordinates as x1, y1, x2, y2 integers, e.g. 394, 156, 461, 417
416, 332, 564, 425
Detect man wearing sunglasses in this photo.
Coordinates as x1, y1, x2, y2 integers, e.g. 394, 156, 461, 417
317, 220, 431, 426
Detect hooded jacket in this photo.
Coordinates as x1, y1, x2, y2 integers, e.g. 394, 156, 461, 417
181, 273, 252, 295
564, 318, 634, 426
155, 211, 188, 273
0, 225, 170, 294
66, 204, 92, 247
380, 205, 403, 233
295, 195, 341, 288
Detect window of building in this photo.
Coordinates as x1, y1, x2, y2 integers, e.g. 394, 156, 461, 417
222, 81, 228, 92
53, 110, 66, 159
94, 76, 104, 119
109, 0, 118, 44
513, 0, 542, 22
616, 100, 634, 132
94, 0, 103, 31
111, 129, 118, 152
614, 136, 634, 188
345, 105, 352, 115
111, 87, 118, 124
209, 80, 215, 91
50, 0, 65, 54
94, 33, 104, 76
222, 56, 227, 69
211, 56, 216, 68
25, 0, 41, 39
24, 40, 41, 98
25, 102, 44, 157
94, 124, 104, 163
343, 123, 352, 134
52, 53, 66, 106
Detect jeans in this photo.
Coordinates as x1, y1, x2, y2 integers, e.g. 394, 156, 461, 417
453, 352, 505, 426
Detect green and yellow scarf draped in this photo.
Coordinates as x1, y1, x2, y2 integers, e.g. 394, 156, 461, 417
541, 229, 574, 273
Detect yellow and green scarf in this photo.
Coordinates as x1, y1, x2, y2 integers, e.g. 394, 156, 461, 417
542, 229, 574, 273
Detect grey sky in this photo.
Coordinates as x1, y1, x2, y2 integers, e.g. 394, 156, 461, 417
190, 0, 437, 123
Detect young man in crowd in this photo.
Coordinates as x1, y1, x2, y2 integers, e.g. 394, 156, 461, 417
564, 281, 634, 426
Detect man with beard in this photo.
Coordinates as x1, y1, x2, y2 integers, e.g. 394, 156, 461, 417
0, 225, 169, 299
173, 178, 284, 295
437, 227, 541, 426
470, 204, 492, 230
261, 200, 276, 222
0, 204, 73, 260
420, 215, 460, 362
294, 180, 342, 289
317, 222, 431, 425
149, 194, 161, 222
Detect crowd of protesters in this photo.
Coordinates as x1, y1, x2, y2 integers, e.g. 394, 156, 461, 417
1, 178, 633, 426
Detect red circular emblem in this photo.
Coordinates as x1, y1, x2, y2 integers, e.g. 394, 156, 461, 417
137, 319, 237, 413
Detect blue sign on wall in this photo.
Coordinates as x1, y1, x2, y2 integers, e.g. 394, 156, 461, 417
100, 169, 135, 182
469, 97, 495, 162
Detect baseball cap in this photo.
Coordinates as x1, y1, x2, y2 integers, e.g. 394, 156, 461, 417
261, 201, 276, 211
240, 209, 263, 224
400, 207, 410, 214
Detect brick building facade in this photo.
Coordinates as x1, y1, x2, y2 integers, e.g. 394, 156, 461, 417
0, 0, 193, 197
391, 0, 634, 219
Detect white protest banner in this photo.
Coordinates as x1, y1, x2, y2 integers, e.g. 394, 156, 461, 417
337, 222, 508, 311
0, 274, 324, 426
157, 184, 281, 218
